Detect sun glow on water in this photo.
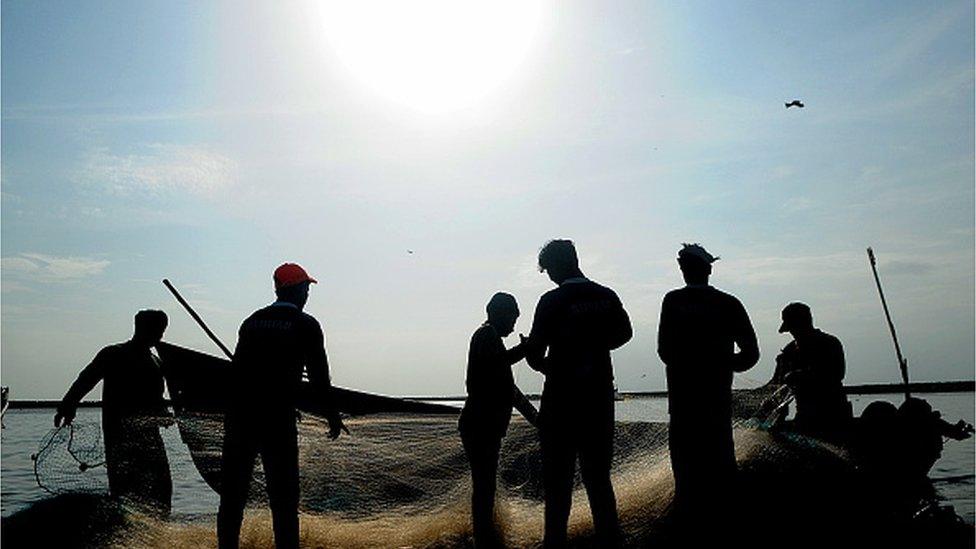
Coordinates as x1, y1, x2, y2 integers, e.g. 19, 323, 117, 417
320, 0, 545, 113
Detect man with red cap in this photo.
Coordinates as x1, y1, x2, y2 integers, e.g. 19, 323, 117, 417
217, 263, 347, 549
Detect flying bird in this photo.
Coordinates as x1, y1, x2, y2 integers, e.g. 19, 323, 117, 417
785, 100, 804, 109
407, 250, 414, 255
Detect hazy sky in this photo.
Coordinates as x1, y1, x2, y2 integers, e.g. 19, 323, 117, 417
3, 0, 973, 399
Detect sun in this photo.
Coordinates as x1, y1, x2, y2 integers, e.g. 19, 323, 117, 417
319, 0, 545, 113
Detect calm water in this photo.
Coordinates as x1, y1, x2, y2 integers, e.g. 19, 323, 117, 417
2, 393, 973, 522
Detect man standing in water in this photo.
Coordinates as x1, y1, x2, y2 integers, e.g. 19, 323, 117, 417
459, 292, 530, 547
55, 309, 173, 515
772, 302, 852, 436
657, 244, 759, 540
524, 239, 633, 547
218, 263, 347, 549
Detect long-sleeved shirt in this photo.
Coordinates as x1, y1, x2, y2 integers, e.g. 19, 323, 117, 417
657, 285, 759, 419
459, 323, 526, 438
59, 340, 168, 423
526, 278, 632, 406
231, 301, 336, 421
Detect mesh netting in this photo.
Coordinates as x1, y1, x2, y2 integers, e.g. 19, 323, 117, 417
32, 385, 792, 511
32, 421, 108, 495
22, 384, 976, 547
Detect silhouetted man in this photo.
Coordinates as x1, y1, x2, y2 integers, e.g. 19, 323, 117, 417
218, 263, 346, 549
55, 309, 173, 515
524, 239, 632, 548
459, 292, 529, 547
772, 302, 851, 436
657, 244, 759, 537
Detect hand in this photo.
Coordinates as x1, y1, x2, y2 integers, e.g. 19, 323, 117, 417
328, 416, 350, 440
54, 408, 76, 428
949, 420, 974, 440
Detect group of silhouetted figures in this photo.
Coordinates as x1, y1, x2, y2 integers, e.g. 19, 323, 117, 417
53, 240, 972, 548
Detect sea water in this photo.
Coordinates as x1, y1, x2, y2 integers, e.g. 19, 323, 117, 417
2, 393, 973, 543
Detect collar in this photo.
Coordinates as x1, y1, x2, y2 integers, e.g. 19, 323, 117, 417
560, 277, 589, 286
684, 283, 711, 289
271, 300, 300, 310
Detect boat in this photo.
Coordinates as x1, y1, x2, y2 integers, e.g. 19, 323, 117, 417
155, 342, 459, 417
154, 341, 460, 494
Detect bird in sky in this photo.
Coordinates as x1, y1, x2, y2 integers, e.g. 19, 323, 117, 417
407, 250, 414, 254
785, 100, 805, 108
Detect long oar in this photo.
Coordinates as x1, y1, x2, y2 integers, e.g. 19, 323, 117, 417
866, 248, 910, 400
163, 279, 234, 360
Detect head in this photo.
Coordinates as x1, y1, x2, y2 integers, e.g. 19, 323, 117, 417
538, 239, 583, 284
486, 292, 519, 336
677, 243, 717, 285
133, 309, 168, 347
779, 302, 814, 337
274, 263, 317, 309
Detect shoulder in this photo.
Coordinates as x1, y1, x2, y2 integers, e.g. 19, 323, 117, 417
242, 306, 271, 324
662, 288, 684, 301
471, 324, 498, 344
537, 287, 561, 308
588, 280, 620, 299
817, 330, 842, 347
713, 287, 746, 310
298, 310, 321, 327
99, 342, 128, 357
297, 311, 324, 336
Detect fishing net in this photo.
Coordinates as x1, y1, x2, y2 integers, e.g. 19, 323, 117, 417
32, 421, 108, 495
35, 383, 968, 548
32, 385, 794, 508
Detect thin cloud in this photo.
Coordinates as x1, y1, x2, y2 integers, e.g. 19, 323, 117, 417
2, 253, 110, 280
78, 144, 235, 197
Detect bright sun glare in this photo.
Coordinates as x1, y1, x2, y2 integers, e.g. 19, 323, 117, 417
320, 1, 545, 113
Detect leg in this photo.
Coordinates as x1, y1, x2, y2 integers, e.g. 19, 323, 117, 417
261, 422, 300, 549
579, 408, 619, 547
104, 417, 169, 512
541, 428, 575, 549
462, 434, 502, 547
217, 416, 258, 549
133, 424, 172, 516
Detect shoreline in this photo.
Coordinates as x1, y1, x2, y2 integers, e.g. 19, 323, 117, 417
8, 380, 974, 408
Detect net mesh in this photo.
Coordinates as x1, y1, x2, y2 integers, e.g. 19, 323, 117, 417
32, 385, 792, 510
32, 421, 108, 495
34, 385, 970, 547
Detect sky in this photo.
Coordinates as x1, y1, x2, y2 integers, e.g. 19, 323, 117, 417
2, 0, 973, 399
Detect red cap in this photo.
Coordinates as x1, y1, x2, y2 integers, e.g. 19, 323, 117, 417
274, 263, 317, 290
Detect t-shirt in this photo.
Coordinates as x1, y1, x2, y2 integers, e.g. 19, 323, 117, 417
527, 278, 632, 404
231, 301, 334, 418
657, 285, 759, 419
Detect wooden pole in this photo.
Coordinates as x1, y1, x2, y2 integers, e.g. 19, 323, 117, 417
162, 279, 234, 360
866, 248, 910, 400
